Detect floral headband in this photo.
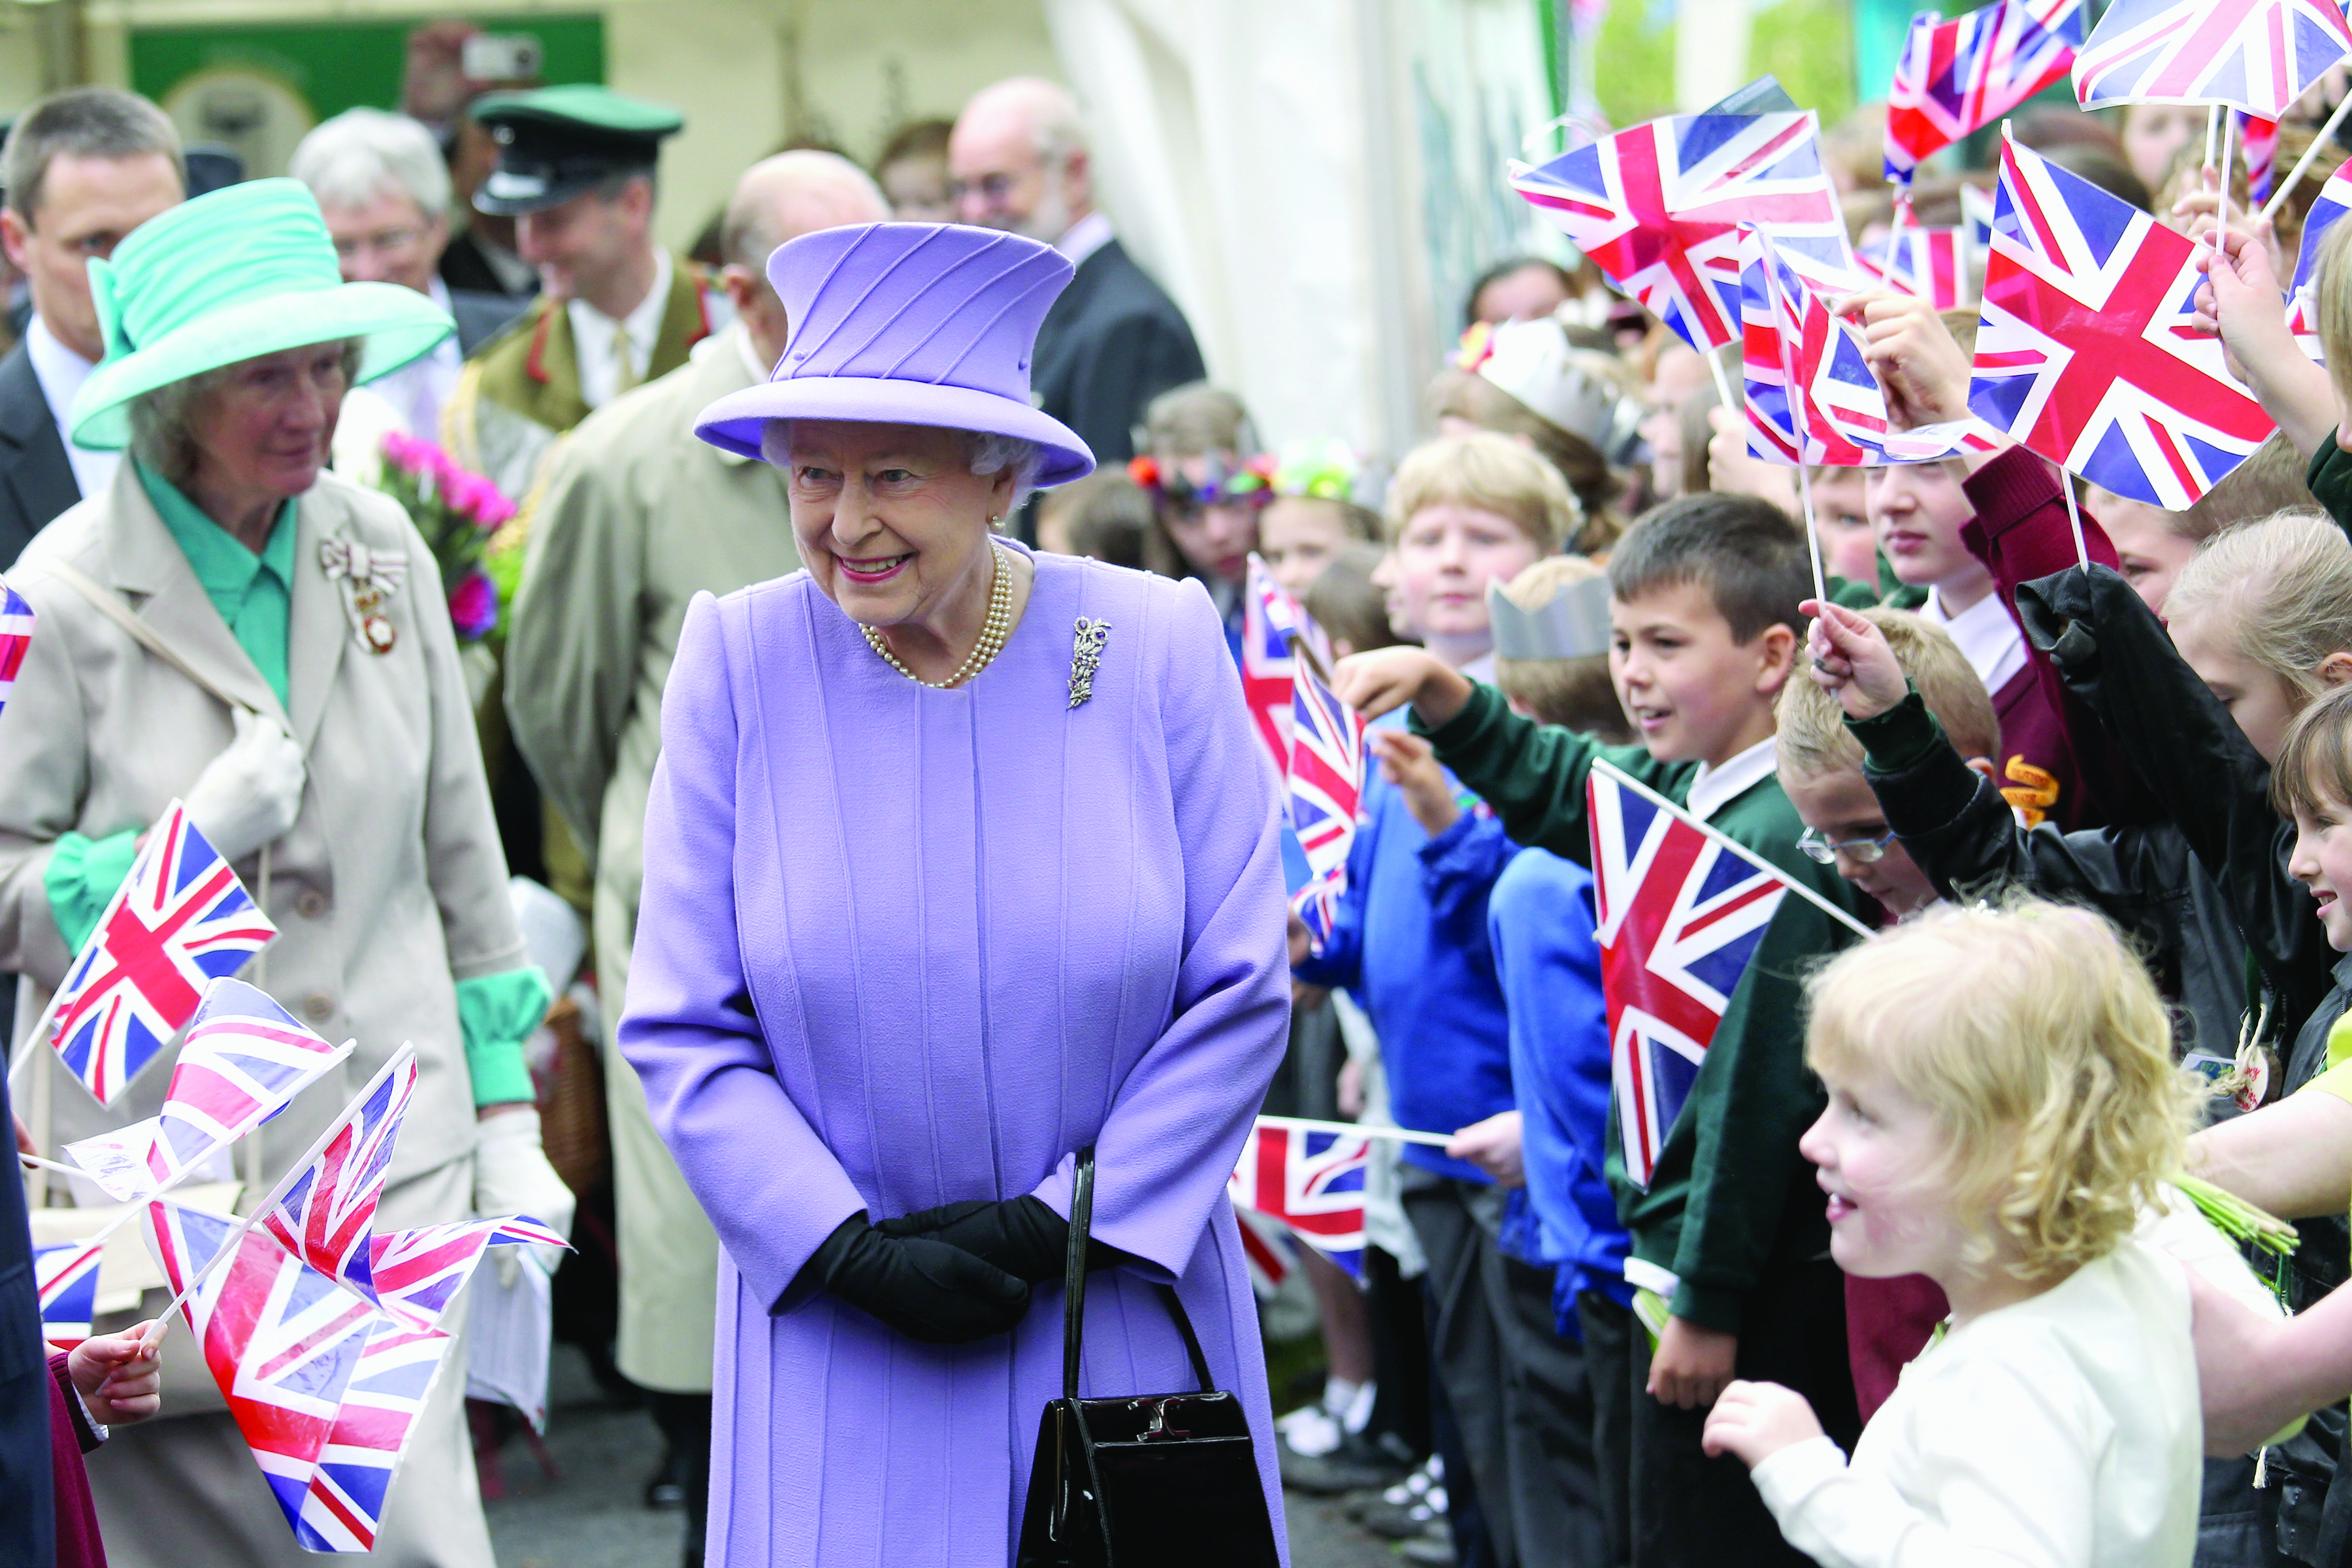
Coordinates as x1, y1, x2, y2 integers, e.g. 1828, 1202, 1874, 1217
1272, 438, 1359, 502
1127, 452, 1279, 508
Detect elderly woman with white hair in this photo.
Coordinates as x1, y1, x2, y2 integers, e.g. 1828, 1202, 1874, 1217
0, 178, 569, 1568
617, 221, 1291, 1565
289, 105, 523, 447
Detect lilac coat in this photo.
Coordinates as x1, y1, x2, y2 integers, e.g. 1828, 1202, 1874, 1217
619, 545, 1292, 1566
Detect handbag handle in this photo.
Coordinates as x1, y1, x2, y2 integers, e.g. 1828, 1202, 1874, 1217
1060, 1146, 1215, 1401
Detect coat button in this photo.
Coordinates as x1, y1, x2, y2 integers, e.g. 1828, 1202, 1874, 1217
296, 890, 329, 919
302, 994, 334, 1023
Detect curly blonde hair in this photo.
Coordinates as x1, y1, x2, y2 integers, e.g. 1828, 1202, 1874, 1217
1806, 899, 2187, 1283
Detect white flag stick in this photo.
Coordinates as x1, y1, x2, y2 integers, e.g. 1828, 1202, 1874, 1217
150, 1042, 416, 1348
2060, 472, 2093, 572
1884, 179, 1929, 302
1757, 227, 1833, 604
1592, 758, 1880, 939
1255, 1115, 1457, 1149
2206, 103, 2223, 171
1706, 341, 1738, 412
1796, 457, 1830, 608
5, 987, 66, 1092
2262, 91, 2352, 222
2220, 112, 2236, 244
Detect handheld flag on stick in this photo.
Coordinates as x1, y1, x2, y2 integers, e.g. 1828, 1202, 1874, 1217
1885, 0, 2085, 184
298, 1316, 457, 1552
1287, 657, 1369, 956
35, 800, 278, 1106
1857, 218, 1974, 309
1510, 110, 1853, 353
1588, 761, 1870, 1190
1969, 133, 2274, 507
63, 979, 353, 1203
0, 576, 31, 720
34, 1237, 105, 1350
2244, 112, 2279, 201
2287, 159, 2352, 336
1241, 554, 1310, 772
361, 1216, 569, 1334
1229, 1120, 1372, 1275
2072, 0, 2352, 118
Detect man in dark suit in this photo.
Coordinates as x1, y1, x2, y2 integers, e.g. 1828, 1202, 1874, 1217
950, 77, 1202, 470
291, 107, 526, 442
0, 90, 184, 568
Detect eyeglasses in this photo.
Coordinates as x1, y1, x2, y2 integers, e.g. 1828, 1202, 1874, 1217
1796, 826, 1897, 864
332, 225, 428, 262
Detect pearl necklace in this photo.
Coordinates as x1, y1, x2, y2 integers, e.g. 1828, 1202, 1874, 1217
862, 540, 1016, 689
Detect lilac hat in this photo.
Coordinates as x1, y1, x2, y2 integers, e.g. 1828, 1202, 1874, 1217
694, 222, 1094, 486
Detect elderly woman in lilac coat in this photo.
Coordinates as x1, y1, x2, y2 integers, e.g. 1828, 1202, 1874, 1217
615, 221, 1292, 1566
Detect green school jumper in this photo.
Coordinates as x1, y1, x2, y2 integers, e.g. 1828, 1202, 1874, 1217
1414, 683, 1869, 1333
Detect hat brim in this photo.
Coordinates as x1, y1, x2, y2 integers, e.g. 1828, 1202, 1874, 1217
693, 376, 1096, 488
472, 172, 610, 217
71, 282, 455, 451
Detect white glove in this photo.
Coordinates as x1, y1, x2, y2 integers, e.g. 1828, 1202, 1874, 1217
474, 1107, 574, 1286
183, 708, 306, 863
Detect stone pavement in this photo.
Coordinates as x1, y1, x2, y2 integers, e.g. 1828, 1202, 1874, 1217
482, 1347, 1413, 1567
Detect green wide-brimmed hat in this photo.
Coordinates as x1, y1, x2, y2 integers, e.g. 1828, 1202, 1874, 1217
69, 178, 455, 451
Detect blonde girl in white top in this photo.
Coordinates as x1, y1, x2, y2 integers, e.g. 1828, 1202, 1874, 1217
1701, 900, 2203, 1568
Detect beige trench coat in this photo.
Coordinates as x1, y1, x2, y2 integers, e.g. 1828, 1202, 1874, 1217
0, 461, 527, 1185
506, 322, 800, 1392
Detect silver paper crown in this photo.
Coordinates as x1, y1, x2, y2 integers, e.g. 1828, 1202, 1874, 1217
1488, 574, 1614, 661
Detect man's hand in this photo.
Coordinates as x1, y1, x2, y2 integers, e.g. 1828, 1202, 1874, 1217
1446, 1111, 1525, 1187
1801, 600, 1910, 721
1705, 404, 1798, 512
1331, 647, 1473, 728
1371, 730, 1461, 838
1837, 290, 1971, 429
1702, 1379, 1826, 1467
1648, 1315, 1739, 1408
71, 1319, 162, 1426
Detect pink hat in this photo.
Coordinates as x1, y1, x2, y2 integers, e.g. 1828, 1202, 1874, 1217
694, 222, 1095, 486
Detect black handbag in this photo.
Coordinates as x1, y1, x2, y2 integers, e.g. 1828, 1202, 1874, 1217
1013, 1147, 1282, 1568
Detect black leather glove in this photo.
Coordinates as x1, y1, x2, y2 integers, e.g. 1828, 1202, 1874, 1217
2013, 568, 2104, 674
794, 1213, 1032, 1343
877, 1194, 1128, 1284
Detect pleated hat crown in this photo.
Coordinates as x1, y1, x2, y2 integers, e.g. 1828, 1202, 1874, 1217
694, 221, 1095, 486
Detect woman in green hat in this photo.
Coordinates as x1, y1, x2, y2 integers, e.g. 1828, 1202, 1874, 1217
0, 177, 566, 1568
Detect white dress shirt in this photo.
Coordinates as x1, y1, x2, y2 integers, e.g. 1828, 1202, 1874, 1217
24, 315, 120, 500
365, 278, 465, 442
1054, 210, 1115, 270
1921, 585, 2027, 700
568, 248, 674, 412
1750, 1234, 2200, 1568
1685, 734, 1778, 824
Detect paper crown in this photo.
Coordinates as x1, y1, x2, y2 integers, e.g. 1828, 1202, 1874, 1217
1463, 315, 1625, 448
1488, 574, 1613, 661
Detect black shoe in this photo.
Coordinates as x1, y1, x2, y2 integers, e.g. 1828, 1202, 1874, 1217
644, 1445, 687, 1511
1280, 1431, 1411, 1496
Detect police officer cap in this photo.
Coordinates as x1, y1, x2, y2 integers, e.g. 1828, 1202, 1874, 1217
472, 84, 684, 216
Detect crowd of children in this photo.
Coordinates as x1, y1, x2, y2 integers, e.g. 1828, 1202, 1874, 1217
1029, 90, 2352, 1560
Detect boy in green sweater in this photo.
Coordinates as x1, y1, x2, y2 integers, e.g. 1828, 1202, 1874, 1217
1334, 492, 1869, 1567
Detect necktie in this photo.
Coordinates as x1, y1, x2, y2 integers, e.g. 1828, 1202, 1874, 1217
612, 321, 640, 397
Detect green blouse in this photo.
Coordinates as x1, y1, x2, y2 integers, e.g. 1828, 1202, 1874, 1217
42, 463, 544, 1106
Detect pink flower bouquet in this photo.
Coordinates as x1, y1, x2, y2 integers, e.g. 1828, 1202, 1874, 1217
373, 433, 519, 643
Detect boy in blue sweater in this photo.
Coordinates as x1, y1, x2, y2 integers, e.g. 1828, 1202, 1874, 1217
1295, 433, 1602, 1568
1482, 554, 1642, 1568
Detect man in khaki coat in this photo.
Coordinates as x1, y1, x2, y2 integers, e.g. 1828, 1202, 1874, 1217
504, 150, 887, 1562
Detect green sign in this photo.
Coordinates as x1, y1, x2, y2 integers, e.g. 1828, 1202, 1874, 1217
129, 14, 604, 125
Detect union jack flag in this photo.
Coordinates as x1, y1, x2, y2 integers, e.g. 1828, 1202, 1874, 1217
1742, 228, 1891, 466
296, 1317, 455, 1552
148, 1202, 380, 1541
35, 1237, 105, 1350
1286, 660, 1367, 953
0, 577, 31, 719
1510, 110, 1854, 352
1857, 219, 1973, 309
1588, 763, 1793, 1190
2072, 0, 2352, 118
2245, 112, 2280, 200
361, 1216, 568, 1333
48, 800, 278, 1107
1970, 135, 2274, 507
1885, 0, 2085, 183
1229, 1119, 1371, 1275
2287, 161, 2352, 336
255, 1047, 417, 1311
1964, 181, 1999, 261
64, 979, 352, 1203
1240, 554, 1318, 774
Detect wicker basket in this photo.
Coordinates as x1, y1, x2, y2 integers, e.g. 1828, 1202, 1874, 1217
536, 993, 609, 1196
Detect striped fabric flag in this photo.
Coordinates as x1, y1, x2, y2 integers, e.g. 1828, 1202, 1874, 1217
1885, 0, 2086, 183
35, 1238, 105, 1350
1971, 133, 2274, 506
1286, 659, 1368, 954
360, 1216, 568, 1334
296, 1318, 456, 1552
2072, 0, 2352, 118
2288, 160, 2351, 337
48, 800, 279, 1107
255, 1047, 417, 1312
1511, 110, 1854, 353
1240, 555, 1304, 773
1857, 219, 1973, 309
2244, 112, 2279, 201
64, 979, 353, 1203
0, 577, 31, 719
1229, 1120, 1371, 1276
